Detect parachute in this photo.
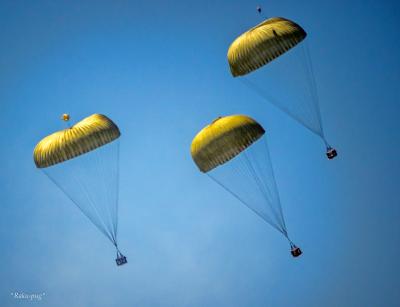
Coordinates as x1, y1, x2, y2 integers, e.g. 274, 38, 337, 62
227, 17, 337, 159
191, 115, 301, 257
34, 114, 127, 266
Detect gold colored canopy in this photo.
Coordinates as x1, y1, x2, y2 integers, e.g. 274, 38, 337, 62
34, 114, 120, 168
227, 17, 306, 77
191, 115, 265, 173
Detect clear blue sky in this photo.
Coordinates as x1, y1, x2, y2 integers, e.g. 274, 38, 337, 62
1, 1, 399, 306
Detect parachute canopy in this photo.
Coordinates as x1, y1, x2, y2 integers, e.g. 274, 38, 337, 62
34, 114, 120, 168
191, 115, 265, 173
227, 17, 306, 77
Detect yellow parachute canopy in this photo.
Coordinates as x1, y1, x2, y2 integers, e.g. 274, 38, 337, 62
34, 114, 120, 168
227, 17, 306, 77
191, 115, 265, 173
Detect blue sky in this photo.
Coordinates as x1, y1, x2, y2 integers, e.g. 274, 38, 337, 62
1, 0, 399, 306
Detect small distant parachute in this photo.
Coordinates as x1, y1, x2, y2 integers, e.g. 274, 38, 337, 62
191, 115, 302, 257
34, 114, 127, 266
227, 17, 337, 159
